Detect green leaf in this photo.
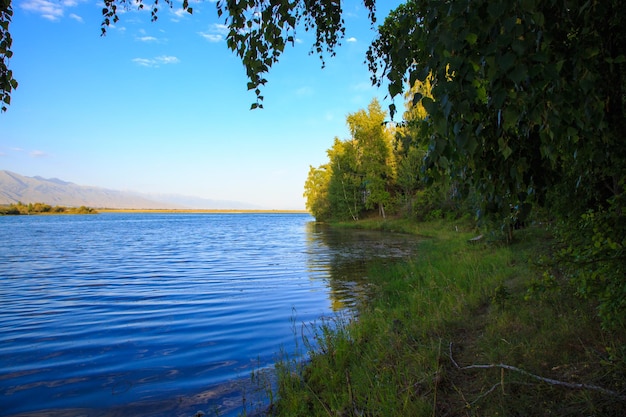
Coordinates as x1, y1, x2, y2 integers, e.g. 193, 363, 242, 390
498, 137, 513, 159
389, 103, 397, 119
488, 2, 506, 20
614, 55, 626, 64
389, 82, 402, 97
497, 52, 516, 72
509, 64, 527, 84
532, 12, 545, 26
411, 92, 423, 106
503, 107, 518, 130
465, 33, 478, 45
421, 97, 436, 115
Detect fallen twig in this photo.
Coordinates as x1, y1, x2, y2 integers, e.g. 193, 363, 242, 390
449, 342, 626, 401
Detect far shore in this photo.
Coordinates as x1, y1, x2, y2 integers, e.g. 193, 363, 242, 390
98, 208, 309, 214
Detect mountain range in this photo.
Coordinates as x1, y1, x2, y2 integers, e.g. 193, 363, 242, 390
0, 170, 260, 210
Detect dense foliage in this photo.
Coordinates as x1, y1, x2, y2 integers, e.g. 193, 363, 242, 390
304, 95, 460, 223
0, 0, 15, 112
304, 99, 400, 221
0, 202, 97, 215
303, 0, 624, 329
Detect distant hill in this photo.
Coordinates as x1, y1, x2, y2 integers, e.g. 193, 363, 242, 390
0, 171, 259, 210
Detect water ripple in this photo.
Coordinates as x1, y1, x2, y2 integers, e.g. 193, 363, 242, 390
0, 213, 420, 416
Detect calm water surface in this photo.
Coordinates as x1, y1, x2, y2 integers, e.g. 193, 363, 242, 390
0, 213, 420, 416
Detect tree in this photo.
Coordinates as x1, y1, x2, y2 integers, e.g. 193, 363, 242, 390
346, 99, 395, 218
393, 77, 433, 217
303, 164, 331, 221
0, 0, 16, 112
326, 137, 363, 221
367, 0, 625, 324
304, 99, 396, 222
369, 0, 625, 219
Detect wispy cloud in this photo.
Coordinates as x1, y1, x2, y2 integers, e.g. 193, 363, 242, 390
171, 8, 190, 21
198, 23, 229, 43
158, 55, 180, 64
30, 150, 49, 158
8, 147, 50, 158
20, 0, 64, 21
199, 33, 222, 42
132, 55, 180, 67
69, 13, 83, 23
346, 37, 357, 43
20, 0, 83, 21
137, 36, 158, 42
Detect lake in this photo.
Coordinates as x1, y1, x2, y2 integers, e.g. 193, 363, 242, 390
0, 213, 420, 416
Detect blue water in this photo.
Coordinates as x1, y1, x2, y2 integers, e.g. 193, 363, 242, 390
0, 213, 419, 416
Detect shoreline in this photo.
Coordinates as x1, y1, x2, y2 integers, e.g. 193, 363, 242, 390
97, 208, 309, 214
268, 218, 626, 416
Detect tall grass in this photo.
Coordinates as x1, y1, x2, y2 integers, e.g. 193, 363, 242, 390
262, 219, 626, 416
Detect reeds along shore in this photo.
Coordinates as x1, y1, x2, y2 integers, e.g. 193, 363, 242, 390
264, 218, 626, 417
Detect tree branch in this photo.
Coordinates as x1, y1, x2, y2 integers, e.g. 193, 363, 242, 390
449, 342, 626, 401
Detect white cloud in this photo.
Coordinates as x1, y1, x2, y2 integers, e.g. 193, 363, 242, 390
132, 55, 180, 67
20, 0, 85, 21
199, 33, 223, 42
30, 150, 49, 158
346, 37, 357, 43
138, 36, 158, 42
69, 13, 83, 23
198, 23, 229, 43
171, 8, 190, 21
20, 0, 65, 21
157, 55, 179, 64
132, 58, 154, 67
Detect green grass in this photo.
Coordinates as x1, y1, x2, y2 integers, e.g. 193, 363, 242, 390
262, 218, 626, 416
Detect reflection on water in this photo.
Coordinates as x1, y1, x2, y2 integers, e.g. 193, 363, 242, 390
0, 214, 420, 417
306, 222, 421, 311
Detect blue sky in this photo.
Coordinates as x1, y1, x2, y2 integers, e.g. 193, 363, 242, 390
1, 0, 402, 209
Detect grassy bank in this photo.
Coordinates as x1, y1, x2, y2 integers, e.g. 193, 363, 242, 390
265, 218, 626, 416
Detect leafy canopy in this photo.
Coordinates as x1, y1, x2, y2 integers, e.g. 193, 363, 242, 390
0, 0, 16, 112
